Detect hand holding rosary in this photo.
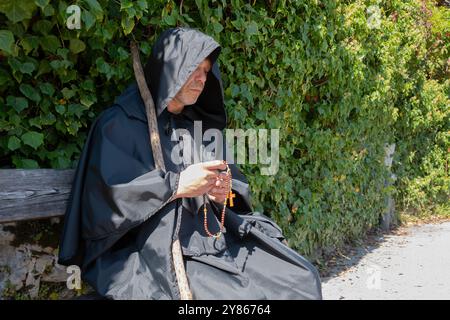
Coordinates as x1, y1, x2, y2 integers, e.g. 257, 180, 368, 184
203, 161, 235, 239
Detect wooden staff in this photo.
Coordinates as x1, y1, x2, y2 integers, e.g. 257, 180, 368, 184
130, 42, 193, 300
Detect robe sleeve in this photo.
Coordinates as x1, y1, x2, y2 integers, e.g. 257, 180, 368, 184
58, 105, 180, 268
81, 106, 180, 241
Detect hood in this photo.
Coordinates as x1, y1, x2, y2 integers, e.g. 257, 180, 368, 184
138, 27, 227, 131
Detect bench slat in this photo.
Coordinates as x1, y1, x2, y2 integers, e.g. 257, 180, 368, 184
0, 169, 74, 223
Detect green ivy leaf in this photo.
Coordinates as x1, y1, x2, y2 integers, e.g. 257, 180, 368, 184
68, 103, 88, 118
29, 117, 42, 129
121, 16, 135, 35
120, 0, 133, 10
245, 21, 259, 36
42, 4, 55, 16
0, 1, 37, 23
35, 0, 49, 9
163, 15, 176, 26
137, 0, 148, 11
8, 114, 21, 128
0, 30, 14, 55
41, 112, 56, 125
66, 120, 81, 135
33, 20, 53, 35
255, 110, 266, 120
80, 94, 96, 107
56, 47, 69, 60
116, 47, 129, 61
6, 96, 28, 113
212, 22, 224, 34
29, 112, 56, 129
21, 131, 44, 149
95, 57, 114, 80
39, 82, 55, 96
69, 39, 86, 54
56, 156, 71, 169
81, 79, 95, 91
18, 158, 40, 169
231, 84, 240, 97
61, 87, 75, 99
40, 35, 60, 53
0, 68, 11, 86
7, 136, 21, 151
84, 0, 103, 20
101, 21, 116, 41
7, 57, 21, 74
140, 41, 151, 55
20, 36, 40, 55
55, 104, 66, 115
19, 62, 35, 75
19, 84, 41, 102
80, 10, 94, 31
36, 60, 51, 78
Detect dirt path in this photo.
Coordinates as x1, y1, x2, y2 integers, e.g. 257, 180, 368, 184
321, 221, 450, 300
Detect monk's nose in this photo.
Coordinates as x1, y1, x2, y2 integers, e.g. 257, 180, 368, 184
196, 71, 207, 85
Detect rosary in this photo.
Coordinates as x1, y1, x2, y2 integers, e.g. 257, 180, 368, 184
202, 162, 235, 239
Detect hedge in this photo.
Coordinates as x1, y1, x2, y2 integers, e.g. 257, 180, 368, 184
0, 0, 448, 261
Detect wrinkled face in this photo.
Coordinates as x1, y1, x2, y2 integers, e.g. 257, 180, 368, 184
168, 58, 212, 113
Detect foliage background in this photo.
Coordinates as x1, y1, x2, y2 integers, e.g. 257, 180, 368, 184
0, 0, 448, 263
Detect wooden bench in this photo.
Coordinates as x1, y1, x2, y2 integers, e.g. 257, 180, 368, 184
0, 169, 74, 224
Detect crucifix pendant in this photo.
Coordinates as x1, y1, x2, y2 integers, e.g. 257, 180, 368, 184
228, 191, 236, 207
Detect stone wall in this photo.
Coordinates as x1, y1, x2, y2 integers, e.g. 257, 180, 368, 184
0, 218, 85, 300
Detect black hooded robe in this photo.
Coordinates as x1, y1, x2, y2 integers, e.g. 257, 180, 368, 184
58, 27, 322, 300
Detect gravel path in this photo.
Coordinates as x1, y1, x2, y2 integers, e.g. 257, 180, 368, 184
321, 221, 450, 300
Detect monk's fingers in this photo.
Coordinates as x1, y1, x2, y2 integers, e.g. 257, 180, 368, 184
209, 187, 229, 196
202, 160, 227, 171
214, 180, 228, 189
204, 169, 220, 178
202, 178, 216, 190
217, 172, 230, 182
204, 169, 219, 179
215, 173, 230, 185
218, 171, 229, 178
209, 187, 220, 194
